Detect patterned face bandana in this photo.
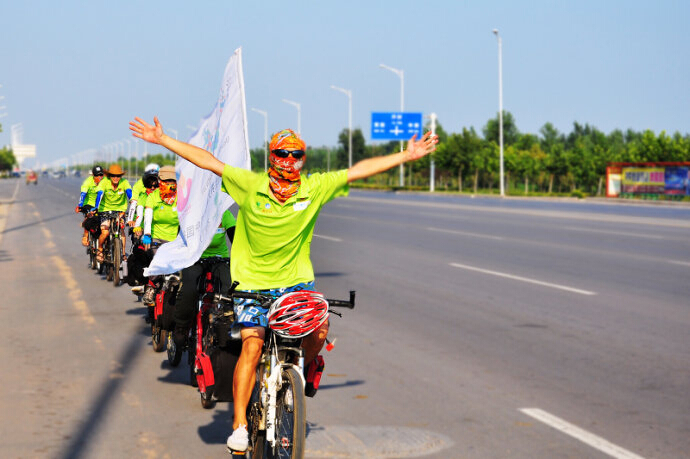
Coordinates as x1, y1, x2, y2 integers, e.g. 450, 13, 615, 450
159, 180, 177, 205
268, 129, 306, 202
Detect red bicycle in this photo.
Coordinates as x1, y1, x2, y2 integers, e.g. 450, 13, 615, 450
150, 272, 180, 353
187, 257, 238, 408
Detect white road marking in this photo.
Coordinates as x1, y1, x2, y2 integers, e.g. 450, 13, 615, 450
668, 260, 690, 267
427, 226, 505, 240
560, 225, 665, 240
344, 195, 690, 228
313, 234, 342, 242
449, 262, 596, 295
520, 408, 645, 459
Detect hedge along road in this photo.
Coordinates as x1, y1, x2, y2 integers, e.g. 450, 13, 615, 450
1, 177, 689, 458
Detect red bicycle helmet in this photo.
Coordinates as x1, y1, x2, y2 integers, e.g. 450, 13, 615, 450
268, 291, 329, 338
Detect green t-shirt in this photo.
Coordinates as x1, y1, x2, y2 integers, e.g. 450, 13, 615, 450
201, 210, 237, 259
79, 176, 100, 207
221, 165, 349, 290
145, 189, 179, 242
131, 179, 148, 204
97, 177, 132, 211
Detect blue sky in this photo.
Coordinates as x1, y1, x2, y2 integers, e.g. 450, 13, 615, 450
0, 0, 688, 167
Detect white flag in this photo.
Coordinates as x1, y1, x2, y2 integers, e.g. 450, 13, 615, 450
145, 47, 250, 276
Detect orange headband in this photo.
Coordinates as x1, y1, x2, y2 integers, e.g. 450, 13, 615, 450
269, 129, 306, 151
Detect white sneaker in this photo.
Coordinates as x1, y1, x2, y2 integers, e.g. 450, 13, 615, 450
226, 424, 248, 452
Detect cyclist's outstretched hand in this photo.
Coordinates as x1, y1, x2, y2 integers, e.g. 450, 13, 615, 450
406, 131, 438, 161
130, 116, 164, 145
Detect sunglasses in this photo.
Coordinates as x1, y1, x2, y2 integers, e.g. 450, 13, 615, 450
272, 149, 305, 159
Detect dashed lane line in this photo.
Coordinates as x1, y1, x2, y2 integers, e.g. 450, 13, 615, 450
520, 408, 645, 459
450, 262, 597, 296
50, 255, 97, 327
27, 202, 97, 328
668, 260, 690, 267
427, 226, 505, 240
313, 233, 342, 242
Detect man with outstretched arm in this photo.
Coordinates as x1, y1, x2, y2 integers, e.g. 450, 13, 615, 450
130, 115, 437, 453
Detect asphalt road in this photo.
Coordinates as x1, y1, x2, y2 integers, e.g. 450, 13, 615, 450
1, 176, 688, 458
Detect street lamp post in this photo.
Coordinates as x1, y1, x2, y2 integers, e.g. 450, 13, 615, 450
134, 139, 139, 178
429, 112, 437, 192
118, 141, 125, 171
493, 29, 505, 197
251, 108, 268, 171
330, 85, 353, 168
281, 99, 301, 135
125, 139, 132, 180
379, 63, 405, 187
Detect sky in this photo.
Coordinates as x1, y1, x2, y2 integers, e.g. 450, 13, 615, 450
0, 0, 688, 168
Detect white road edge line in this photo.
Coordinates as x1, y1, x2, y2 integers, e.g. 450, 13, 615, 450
520, 408, 646, 459
427, 226, 505, 240
561, 226, 665, 240
313, 234, 342, 242
449, 262, 596, 296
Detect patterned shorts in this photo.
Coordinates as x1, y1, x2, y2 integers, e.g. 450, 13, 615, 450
232, 281, 316, 334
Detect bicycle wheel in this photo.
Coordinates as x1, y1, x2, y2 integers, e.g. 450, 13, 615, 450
112, 238, 122, 286
248, 371, 266, 459
264, 367, 306, 459
167, 330, 183, 367
188, 328, 198, 387
152, 325, 166, 352
89, 239, 97, 269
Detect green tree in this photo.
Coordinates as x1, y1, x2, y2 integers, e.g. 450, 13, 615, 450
0, 147, 16, 172
336, 128, 366, 169
483, 111, 520, 146
435, 127, 480, 191
539, 123, 567, 193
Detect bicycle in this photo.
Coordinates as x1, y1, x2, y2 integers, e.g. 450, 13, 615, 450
185, 257, 236, 408
151, 272, 180, 353
79, 207, 100, 271
217, 282, 355, 458
99, 210, 125, 286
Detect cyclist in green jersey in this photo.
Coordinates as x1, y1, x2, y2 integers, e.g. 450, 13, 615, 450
172, 209, 236, 347
126, 163, 159, 238
130, 116, 437, 452
94, 164, 132, 262
141, 165, 179, 306
75, 165, 104, 246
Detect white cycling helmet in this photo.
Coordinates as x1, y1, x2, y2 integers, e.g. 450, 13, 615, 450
144, 163, 160, 175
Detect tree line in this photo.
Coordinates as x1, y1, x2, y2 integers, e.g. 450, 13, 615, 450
251, 112, 690, 196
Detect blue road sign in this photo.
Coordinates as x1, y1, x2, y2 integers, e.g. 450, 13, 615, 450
371, 112, 423, 140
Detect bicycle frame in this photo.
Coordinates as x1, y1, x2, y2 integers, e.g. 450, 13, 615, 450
259, 332, 305, 447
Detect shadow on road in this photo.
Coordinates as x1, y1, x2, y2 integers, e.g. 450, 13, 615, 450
57, 329, 147, 459
318, 379, 365, 391
198, 402, 233, 444
315, 271, 346, 278
158, 355, 191, 385
0, 250, 14, 262
1, 211, 74, 235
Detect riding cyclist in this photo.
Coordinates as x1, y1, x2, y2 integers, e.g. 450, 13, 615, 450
172, 208, 236, 349
94, 164, 132, 263
130, 117, 437, 453
75, 165, 105, 246
141, 165, 179, 306
127, 163, 160, 239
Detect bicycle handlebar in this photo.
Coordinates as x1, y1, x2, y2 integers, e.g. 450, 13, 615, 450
213, 281, 356, 310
